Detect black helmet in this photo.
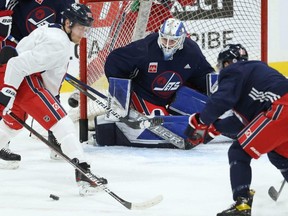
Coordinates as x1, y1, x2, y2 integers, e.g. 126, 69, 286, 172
62, 3, 94, 27
217, 44, 248, 70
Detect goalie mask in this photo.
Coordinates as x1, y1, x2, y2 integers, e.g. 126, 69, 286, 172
158, 18, 187, 60
217, 44, 248, 71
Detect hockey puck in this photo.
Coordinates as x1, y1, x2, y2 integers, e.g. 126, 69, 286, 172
68, 97, 79, 108
49, 194, 59, 201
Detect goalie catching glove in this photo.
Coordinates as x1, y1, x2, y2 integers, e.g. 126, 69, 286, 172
0, 10, 13, 41
0, 85, 17, 115
185, 113, 220, 146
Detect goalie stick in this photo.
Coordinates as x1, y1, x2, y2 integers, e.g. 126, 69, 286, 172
8, 112, 163, 210
268, 179, 286, 201
65, 73, 190, 149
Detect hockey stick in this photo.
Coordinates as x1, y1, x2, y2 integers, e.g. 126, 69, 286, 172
268, 179, 286, 201
65, 76, 151, 129
65, 74, 178, 127
7, 35, 19, 44
8, 112, 163, 210
65, 73, 189, 149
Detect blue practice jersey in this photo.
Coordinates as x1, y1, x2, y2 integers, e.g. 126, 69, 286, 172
1, 0, 74, 42
105, 33, 214, 106
201, 61, 288, 125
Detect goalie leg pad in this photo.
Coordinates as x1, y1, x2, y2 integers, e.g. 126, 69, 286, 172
95, 115, 140, 147
95, 115, 183, 148
94, 115, 117, 146
168, 86, 207, 115
206, 73, 219, 96
105, 77, 131, 121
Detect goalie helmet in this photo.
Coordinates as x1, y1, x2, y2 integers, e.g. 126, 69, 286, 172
158, 18, 187, 60
217, 44, 248, 70
62, 3, 94, 27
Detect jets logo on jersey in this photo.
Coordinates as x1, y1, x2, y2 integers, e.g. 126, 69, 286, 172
148, 62, 158, 73
152, 71, 183, 98
26, 7, 56, 33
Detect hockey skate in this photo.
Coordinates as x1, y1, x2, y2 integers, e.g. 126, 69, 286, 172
73, 158, 108, 196
216, 190, 255, 216
0, 148, 21, 169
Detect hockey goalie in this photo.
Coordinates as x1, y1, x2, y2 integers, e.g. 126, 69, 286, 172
93, 18, 242, 149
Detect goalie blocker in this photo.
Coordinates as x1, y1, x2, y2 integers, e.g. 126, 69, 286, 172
94, 85, 208, 148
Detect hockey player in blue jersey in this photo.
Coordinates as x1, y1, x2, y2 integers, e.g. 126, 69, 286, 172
0, 0, 75, 167
94, 18, 217, 149
185, 44, 288, 216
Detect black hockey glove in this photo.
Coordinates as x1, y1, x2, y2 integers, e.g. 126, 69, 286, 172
0, 10, 13, 41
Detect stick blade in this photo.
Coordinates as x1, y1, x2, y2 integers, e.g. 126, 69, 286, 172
130, 195, 163, 210
268, 186, 278, 201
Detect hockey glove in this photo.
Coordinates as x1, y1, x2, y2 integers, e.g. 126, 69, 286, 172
0, 10, 13, 41
185, 113, 220, 147
204, 124, 221, 144
0, 85, 17, 115
185, 113, 208, 146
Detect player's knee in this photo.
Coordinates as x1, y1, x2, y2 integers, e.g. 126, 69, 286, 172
228, 141, 252, 165
49, 116, 76, 139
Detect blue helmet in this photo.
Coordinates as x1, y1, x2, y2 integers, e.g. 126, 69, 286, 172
158, 18, 187, 60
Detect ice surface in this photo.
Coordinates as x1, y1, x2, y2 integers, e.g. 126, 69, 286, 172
1, 93, 287, 216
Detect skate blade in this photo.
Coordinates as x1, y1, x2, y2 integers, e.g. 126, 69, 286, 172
78, 181, 103, 196
0, 160, 20, 169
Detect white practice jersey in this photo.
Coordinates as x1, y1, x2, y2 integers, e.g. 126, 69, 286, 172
4, 24, 71, 97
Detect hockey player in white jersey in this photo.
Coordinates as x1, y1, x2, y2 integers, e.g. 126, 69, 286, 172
0, 2, 107, 195
0, 0, 77, 167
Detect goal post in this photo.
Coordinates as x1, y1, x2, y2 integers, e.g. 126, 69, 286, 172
77, 0, 268, 142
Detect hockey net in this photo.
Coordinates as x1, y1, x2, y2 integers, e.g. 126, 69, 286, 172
73, 0, 267, 142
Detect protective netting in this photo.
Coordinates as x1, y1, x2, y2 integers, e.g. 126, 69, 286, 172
76, 0, 264, 129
